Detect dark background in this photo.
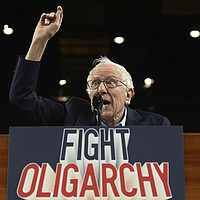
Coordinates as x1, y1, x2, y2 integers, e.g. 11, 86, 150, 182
0, 0, 200, 133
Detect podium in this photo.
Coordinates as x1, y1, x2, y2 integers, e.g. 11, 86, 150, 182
7, 126, 185, 199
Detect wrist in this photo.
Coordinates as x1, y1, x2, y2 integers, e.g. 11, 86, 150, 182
31, 36, 48, 47
25, 38, 48, 61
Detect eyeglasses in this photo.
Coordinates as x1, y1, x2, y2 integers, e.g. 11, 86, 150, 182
87, 79, 128, 90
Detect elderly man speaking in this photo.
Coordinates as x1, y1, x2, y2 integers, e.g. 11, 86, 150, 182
9, 6, 170, 126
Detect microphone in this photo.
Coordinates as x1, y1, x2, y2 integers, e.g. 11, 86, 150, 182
92, 92, 105, 113
92, 92, 105, 125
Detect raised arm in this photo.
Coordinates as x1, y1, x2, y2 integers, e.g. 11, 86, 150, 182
9, 6, 65, 125
26, 6, 63, 61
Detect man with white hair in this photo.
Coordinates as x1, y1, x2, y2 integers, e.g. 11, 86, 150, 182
9, 6, 170, 126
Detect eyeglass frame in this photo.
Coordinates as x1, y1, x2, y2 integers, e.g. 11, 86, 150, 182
87, 79, 128, 90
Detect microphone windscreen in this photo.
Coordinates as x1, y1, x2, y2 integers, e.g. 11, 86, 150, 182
92, 92, 104, 113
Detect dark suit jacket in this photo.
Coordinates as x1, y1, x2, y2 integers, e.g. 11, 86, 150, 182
9, 56, 170, 126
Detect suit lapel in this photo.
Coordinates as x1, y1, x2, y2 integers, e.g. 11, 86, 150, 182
125, 107, 142, 126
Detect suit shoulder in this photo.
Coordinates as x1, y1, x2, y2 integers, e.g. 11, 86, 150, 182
63, 96, 95, 126
135, 108, 162, 117
65, 97, 91, 112
67, 97, 90, 105
133, 108, 170, 125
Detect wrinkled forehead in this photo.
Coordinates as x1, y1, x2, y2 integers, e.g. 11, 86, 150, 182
91, 63, 121, 79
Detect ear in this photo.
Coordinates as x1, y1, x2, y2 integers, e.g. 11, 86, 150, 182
89, 91, 97, 106
88, 93, 93, 104
125, 89, 134, 105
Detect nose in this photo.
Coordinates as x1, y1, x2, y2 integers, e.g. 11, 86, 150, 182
97, 82, 107, 94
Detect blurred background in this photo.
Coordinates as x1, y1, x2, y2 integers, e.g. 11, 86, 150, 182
0, 0, 200, 133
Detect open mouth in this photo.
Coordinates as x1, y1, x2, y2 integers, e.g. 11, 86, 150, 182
103, 100, 111, 105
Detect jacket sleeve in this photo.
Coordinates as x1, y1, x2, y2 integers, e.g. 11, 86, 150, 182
9, 56, 65, 125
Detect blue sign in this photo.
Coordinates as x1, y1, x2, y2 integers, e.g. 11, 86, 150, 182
7, 126, 185, 199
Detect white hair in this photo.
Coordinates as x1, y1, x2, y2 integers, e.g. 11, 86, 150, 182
86, 56, 134, 96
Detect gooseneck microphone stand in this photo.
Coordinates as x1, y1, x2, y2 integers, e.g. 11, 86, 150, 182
92, 92, 105, 126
